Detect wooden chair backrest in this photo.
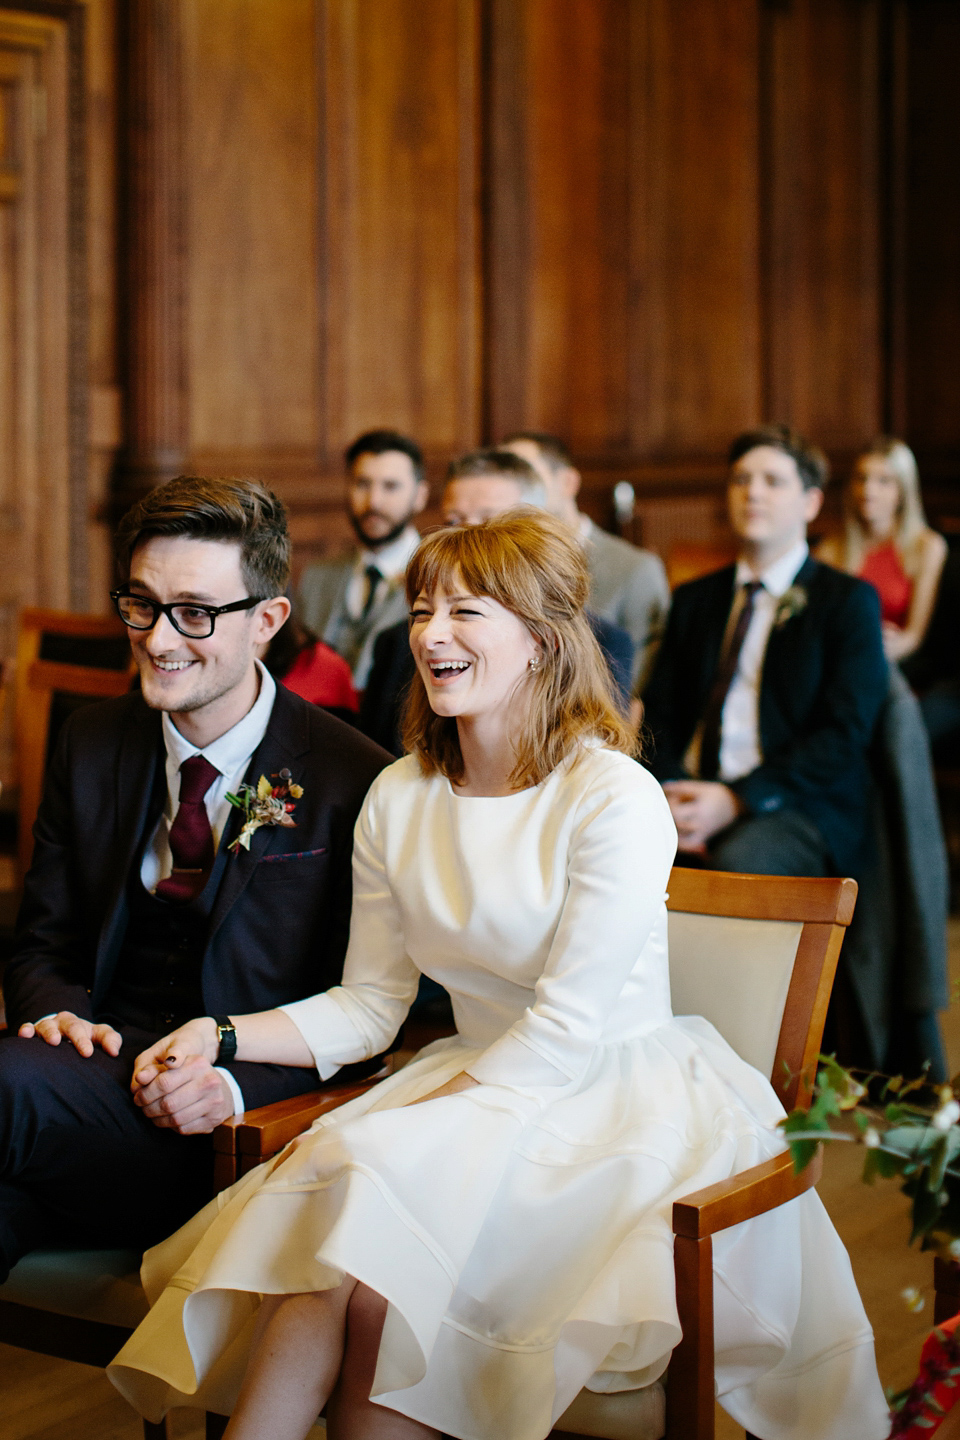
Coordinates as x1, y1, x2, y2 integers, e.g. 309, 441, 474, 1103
16, 608, 134, 875
665, 541, 736, 590
666, 867, 857, 1112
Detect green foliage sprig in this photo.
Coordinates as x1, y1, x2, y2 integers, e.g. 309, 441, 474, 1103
780, 1055, 960, 1253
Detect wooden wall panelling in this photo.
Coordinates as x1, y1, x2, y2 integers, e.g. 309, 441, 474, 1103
485, 0, 633, 450
761, 0, 883, 457
320, 0, 482, 461
486, 0, 761, 523
182, 0, 320, 459
115, 0, 186, 504
0, 9, 74, 782
84, 0, 121, 607
899, 0, 960, 487
628, 0, 761, 460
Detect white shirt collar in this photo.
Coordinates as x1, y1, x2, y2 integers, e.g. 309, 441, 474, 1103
161, 659, 276, 776
357, 525, 422, 582
735, 539, 809, 599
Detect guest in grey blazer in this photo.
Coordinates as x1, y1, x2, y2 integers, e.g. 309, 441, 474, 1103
297, 430, 428, 688
501, 432, 669, 690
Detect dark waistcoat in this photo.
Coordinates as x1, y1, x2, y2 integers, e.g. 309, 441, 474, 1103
100, 754, 231, 1033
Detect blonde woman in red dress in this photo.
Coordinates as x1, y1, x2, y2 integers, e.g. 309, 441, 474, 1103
819, 437, 946, 663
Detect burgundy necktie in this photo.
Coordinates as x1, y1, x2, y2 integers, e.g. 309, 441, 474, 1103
697, 580, 763, 781
155, 755, 220, 903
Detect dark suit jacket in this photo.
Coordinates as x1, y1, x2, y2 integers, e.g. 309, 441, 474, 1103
4, 685, 391, 1109
641, 556, 888, 875
360, 613, 635, 758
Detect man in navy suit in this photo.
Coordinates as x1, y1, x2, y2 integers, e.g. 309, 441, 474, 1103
0, 477, 389, 1280
642, 425, 887, 877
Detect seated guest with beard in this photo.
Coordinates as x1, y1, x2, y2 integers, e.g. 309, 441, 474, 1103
642, 424, 887, 878
360, 448, 634, 755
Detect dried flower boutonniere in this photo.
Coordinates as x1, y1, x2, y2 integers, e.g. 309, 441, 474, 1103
227, 768, 303, 853
773, 585, 808, 629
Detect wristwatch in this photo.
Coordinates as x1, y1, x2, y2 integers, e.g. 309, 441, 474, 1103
212, 1015, 237, 1065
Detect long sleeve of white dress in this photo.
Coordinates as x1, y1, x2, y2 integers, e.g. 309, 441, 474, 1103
281, 749, 678, 1090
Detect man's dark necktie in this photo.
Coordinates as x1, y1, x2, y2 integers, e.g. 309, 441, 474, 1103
155, 755, 220, 903
360, 564, 383, 621
697, 580, 764, 781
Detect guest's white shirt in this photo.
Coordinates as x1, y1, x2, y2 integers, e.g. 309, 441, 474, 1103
344, 525, 422, 622
686, 540, 809, 783
138, 660, 277, 1115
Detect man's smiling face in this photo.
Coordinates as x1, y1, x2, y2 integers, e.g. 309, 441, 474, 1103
126, 535, 266, 725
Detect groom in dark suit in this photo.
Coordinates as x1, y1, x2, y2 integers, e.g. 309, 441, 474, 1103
0, 477, 389, 1281
642, 425, 888, 877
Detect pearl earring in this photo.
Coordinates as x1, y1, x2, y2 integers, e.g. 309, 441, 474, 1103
528, 655, 540, 672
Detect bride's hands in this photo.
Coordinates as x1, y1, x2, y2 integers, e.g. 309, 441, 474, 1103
132, 1018, 220, 1086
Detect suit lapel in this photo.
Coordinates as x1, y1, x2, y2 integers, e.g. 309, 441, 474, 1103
696, 567, 737, 705
208, 686, 311, 939
759, 554, 818, 728
94, 700, 164, 997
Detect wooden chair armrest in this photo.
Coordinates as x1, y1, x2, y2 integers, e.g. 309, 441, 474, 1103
212, 1073, 386, 1187
672, 1145, 823, 1240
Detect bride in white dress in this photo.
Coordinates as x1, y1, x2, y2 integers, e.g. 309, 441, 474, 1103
108, 510, 889, 1440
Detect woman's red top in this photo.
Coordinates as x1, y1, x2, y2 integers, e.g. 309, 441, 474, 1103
280, 641, 359, 713
859, 541, 913, 628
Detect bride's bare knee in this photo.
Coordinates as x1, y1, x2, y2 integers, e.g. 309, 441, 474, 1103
339, 1283, 388, 1394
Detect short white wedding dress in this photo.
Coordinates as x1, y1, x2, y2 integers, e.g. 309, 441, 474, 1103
109, 747, 889, 1440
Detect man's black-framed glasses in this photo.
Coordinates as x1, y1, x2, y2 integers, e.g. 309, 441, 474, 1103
110, 589, 265, 639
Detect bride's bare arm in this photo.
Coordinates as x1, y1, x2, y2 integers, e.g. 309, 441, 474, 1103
132, 1009, 316, 1092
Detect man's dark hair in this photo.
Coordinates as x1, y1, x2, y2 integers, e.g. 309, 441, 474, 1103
115, 476, 291, 598
344, 429, 425, 484
728, 424, 828, 491
447, 448, 541, 485
501, 431, 573, 471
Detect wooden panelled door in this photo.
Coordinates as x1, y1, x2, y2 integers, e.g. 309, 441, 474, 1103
0, 10, 72, 783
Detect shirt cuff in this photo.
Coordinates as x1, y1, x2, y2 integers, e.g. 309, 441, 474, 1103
214, 1066, 245, 1117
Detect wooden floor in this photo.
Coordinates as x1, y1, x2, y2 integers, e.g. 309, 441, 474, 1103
5, 924, 960, 1439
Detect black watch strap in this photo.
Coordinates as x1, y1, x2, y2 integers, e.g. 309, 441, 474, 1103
213, 1015, 237, 1065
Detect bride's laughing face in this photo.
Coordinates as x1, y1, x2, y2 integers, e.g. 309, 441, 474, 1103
409, 578, 541, 722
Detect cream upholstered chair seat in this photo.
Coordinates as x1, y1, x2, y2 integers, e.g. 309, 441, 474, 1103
554, 1380, 667, 1439
0, 1247, 147, 1329
548, 869, 853, 1440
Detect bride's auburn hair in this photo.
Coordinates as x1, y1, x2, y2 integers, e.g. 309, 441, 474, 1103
401, 508, 638, 789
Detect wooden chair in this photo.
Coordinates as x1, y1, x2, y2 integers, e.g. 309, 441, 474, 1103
15, 607, 134, 876
550, 866, 856, 1440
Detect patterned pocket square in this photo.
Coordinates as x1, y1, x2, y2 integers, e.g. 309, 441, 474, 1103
259, 847, 328, 864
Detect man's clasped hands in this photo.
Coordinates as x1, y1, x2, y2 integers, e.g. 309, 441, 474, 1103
16, 1010, 235, 1134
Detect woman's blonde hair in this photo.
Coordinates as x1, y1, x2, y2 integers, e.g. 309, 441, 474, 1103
841, 436, 930, 576
400, 509, 637, 788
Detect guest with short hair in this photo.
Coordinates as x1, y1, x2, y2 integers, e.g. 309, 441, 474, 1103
642, 423, 888, 878
500, 430, 669, 690
297, 430, 429, 688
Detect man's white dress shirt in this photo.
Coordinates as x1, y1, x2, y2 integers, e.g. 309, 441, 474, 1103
139, 660, 277, 1115
686, 541, 809, 783
343, 526, 421, 622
